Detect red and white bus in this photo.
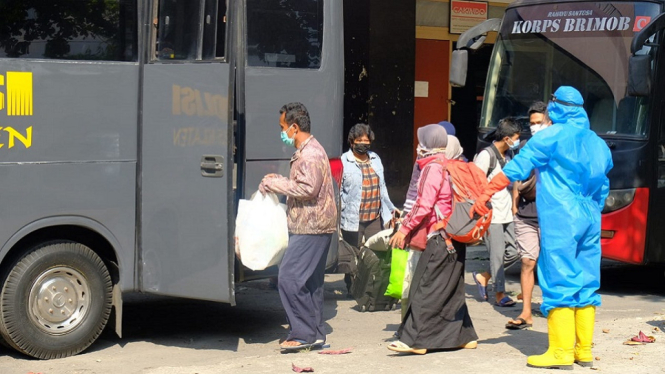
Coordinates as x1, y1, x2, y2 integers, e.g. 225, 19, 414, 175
452, 0, 665, 265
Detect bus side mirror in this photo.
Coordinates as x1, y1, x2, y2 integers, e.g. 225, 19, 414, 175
628, 13, 665, 96
628, 55, 651, 97
449, 18, 501, 89
450, 50, 468, 88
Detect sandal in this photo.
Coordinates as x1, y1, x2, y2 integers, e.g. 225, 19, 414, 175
280, 339, 313, 351
387, 341, 427, 355
506, 317, 532, 330
472, 272, 488, 301
495, 296, 516, 307
312, 339, 329, 350
457, 341, 478, 349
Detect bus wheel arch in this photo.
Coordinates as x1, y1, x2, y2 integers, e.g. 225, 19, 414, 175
0, 225, 122, 359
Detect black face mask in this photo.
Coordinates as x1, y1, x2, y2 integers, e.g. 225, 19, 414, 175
353, 143, 370, 155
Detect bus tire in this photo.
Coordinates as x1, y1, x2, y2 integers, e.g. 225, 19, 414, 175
0, 241, 112, 359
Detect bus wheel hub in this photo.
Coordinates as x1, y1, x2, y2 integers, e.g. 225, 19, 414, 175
29, 267, 91, 334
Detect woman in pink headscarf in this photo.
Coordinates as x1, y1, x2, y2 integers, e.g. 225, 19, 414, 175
387, 124, 478, 355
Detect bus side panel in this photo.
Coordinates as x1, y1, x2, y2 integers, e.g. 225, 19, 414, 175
0, 163, 137, 276
0, 62, 139, 290
598, 140, 650, 265
601, 187, 648, 264
141, 63, 232, 302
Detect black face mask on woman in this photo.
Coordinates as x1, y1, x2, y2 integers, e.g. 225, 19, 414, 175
353, 143, 370, 155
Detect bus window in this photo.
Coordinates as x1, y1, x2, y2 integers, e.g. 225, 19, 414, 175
0, 0, 137, 61
202, 0, 227, 60
246, 0, 323, 69
156, 0, 201, 60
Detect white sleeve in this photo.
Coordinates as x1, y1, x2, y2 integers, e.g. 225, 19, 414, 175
474, 150, 491, 175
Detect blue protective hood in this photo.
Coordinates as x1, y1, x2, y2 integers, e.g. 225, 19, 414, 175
547, 86, 590, 130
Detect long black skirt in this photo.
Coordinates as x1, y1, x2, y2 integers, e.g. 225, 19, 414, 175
397, 236, 478, 349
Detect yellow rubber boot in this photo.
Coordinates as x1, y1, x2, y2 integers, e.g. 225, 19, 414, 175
527, 307, 575, 370
574, 306, 596, 367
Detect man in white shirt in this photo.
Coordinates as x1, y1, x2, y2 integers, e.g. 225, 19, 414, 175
472, 117, 521, 307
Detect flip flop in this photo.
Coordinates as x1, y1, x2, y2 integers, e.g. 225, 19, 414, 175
387, 341, 427, 355
311, 339, 330, 350
280, 339, 313, 351
495, 296, 516, 307
472, 271, 488, 301
506, 317, 532, 330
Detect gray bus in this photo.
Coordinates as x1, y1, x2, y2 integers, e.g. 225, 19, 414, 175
0, 0, 343, 359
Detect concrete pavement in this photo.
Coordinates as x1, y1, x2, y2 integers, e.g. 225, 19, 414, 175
1, 245, 664, 374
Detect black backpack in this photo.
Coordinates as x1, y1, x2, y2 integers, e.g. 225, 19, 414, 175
482, 143, 513, 177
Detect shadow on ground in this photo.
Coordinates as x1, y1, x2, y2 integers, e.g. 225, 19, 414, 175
598, 261, 665, 298
77, 277, 344, 356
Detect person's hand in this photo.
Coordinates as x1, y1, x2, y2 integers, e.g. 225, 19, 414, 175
470, 194, 491, 217
259, 177, 272, 195
389, 231, 407, 249
512, 206, 518, 216
259, 174, 281, 195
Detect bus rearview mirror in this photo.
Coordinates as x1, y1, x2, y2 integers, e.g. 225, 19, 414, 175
628, 55, 651, 97
450, 50, 468, 88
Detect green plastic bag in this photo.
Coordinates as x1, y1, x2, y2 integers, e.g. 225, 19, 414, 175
385, 248, 409, 299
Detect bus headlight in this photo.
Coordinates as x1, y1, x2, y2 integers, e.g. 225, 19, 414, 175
602, 189, 636, 213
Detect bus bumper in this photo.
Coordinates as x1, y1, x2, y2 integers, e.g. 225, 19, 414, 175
600, 187, 648, 265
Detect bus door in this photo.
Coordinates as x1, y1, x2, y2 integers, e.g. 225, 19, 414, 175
240, 0, 344, 276
241, 0, 343, 196
140, 0, 234, 302
647, 49, 665, 264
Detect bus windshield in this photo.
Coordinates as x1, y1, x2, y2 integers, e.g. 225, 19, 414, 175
481, 1, 661, 137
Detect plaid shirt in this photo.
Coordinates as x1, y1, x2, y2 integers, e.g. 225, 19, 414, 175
340, 150, 395, 231
358, 161, 380, 222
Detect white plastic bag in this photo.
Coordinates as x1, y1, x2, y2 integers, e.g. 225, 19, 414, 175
364, 228, 394, 252
235, 192, 289, 270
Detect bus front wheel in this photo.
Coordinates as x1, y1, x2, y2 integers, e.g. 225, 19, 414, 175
0, 241, 112, 359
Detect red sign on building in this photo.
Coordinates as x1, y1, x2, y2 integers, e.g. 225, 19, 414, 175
450, 0, 489, 34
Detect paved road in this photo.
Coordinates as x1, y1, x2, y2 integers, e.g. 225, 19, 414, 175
1, 245, 664, 374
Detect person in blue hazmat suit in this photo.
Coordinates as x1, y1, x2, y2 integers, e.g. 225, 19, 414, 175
470, 86, 613, 370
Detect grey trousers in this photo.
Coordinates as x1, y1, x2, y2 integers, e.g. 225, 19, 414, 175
278, 233, 332, 344
484, 222, 518, 294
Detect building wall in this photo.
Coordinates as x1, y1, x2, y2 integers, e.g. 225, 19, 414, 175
414, 0, 508, 160
342, 0, 510, 208
344, 0, 416, 208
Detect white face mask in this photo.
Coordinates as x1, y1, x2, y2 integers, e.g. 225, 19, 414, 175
530, 124, 548, 135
